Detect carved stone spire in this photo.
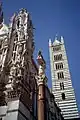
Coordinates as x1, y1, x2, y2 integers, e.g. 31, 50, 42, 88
0, 2, 3, 24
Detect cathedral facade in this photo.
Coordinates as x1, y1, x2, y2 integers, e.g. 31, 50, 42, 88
0, 5, 38, 120
0, 4, 64, 120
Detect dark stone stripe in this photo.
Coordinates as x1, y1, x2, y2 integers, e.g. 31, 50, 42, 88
18, 109, 29, 120
7, 109, 18, 113
0, 114, 6, 117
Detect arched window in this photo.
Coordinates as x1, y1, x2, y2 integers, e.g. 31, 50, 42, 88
57, 72, 64, 79
17, 19, 20, 29
55, 62, 63, 70
54, 54, 62, 61
62, 93, 65, 100
60, 82, 64, 90
53, 46, 61, 51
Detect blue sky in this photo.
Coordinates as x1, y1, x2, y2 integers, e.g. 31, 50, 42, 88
2, 0, 80, 112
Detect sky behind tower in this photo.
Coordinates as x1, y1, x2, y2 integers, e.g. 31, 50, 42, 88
2, 0, 80, 112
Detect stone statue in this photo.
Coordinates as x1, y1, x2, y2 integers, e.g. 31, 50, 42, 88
37, 51, 47, 84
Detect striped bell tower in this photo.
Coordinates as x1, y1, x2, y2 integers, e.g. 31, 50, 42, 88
49, 35, 80, 120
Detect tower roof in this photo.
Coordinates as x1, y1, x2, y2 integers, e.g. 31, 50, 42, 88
53, 35, 60, 46
53, 35, 64, 46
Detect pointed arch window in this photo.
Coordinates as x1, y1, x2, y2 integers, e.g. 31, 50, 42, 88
60, 82, 64, 90
53, 46, 61, 51
62, 93, 65, 100
17, 19, 20, 29
55, 62, 63, 70
57, 72, 64, 79
54, 54, 62, 61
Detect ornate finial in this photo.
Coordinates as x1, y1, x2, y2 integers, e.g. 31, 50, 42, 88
0, 1, 3, 24
38, 50, 42, 56
37, 51, 47, 84
37, 50, 46, 67
49, 38, 52, 47
55, 34, 58, 40
61, 36, 64, 43
19, 8, 27, 14
10, 13, 16, 22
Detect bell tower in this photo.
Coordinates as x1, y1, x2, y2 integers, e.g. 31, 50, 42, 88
49, 36, 80, 119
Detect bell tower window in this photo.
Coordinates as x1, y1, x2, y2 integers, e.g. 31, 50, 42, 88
54, 54, 62, 61
55, 62, 63, 70
62, 93, 65, 100
60, 82, 64, 90
57, 72, 64, 79
53, 46, 61, 51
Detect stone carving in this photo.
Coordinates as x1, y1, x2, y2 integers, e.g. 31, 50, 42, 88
37, 51, 47, 84
0, 12, 17, 105
0, 7, 36, 107
16, 8, 28, 40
